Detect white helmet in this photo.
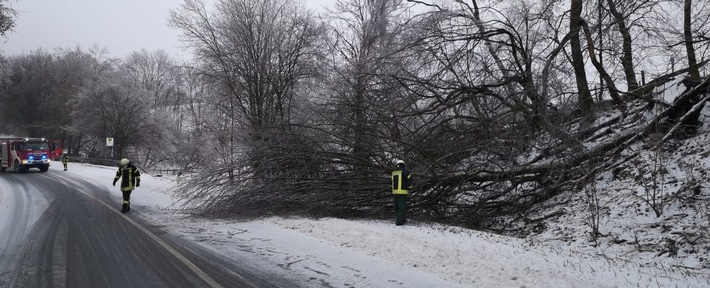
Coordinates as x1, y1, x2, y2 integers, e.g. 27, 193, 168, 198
394, 159, 405, 166
120, 158, 129, 166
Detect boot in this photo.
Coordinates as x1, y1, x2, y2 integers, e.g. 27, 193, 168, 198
121, 203, 129, 213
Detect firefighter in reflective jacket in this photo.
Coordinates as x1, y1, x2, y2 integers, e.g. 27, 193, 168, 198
61, 153, 69, 171
391, 159, 412, 226
113, 158, 140, 213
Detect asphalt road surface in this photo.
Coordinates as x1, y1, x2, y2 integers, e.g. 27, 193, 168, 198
0, 169, 291, 288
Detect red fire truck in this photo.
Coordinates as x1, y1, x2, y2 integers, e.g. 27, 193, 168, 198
0, 137, 52, 172
49, 139, 63, 160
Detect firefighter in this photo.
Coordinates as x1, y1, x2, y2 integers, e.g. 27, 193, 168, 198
61, 153, 69, 171
391, 159, 413, 226
113, 158, 140, 213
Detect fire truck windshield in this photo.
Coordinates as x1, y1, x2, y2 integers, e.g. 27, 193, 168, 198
23, 142, 49, 151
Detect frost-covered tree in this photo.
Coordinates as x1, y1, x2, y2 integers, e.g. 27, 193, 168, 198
170, 0, 325, 216
73, 71, 157, 159
0, 0, 15, 38
120, 49, 183, 168
122, 49, 180, 108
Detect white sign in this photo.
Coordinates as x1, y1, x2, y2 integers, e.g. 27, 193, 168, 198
106, 137, 114, 147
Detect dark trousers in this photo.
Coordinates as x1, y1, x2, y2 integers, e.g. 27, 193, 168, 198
394, 194, 408, 225
122, 190, 132, 211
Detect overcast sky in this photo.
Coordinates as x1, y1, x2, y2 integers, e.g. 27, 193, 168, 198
1, 0, 332, 59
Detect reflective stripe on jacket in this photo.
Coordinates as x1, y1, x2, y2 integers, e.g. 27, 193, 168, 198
392, 168, 412, 195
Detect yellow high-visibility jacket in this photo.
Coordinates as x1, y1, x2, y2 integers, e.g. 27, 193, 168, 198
114, 164, 141, 192
391, 167, 412, 195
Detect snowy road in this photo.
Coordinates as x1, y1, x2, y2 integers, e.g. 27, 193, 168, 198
0, 169, 291, 288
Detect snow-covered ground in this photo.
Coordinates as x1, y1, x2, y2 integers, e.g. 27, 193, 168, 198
46, 161, 709, 288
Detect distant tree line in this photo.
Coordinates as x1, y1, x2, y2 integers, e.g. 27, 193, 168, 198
1, 0, 709, 231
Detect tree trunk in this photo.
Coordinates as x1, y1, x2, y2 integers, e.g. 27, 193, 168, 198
685, 0, 700, 80
606, 0, 639, 91
570, 0, 595, 128
580, 20, 623, 104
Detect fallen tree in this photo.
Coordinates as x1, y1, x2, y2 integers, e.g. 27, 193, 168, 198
413, 73, 710, 230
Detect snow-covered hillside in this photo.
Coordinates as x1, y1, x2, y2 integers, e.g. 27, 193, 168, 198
519, 77, 710, 287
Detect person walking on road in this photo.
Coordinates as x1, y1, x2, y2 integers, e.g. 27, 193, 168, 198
113, 158, 141, 213
391, 159, 413, 226
62, 153, 69, 171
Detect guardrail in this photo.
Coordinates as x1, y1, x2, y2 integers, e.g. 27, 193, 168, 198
152, 169, 183, 176
66, 157, 190, 177
66, 157, 120, 167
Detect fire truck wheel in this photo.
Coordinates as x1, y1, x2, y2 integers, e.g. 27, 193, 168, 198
39, 165, 49, 172
14, 161, 28, 172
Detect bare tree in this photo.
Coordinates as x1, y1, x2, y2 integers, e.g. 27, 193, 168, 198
46, 48, 97, 152
684, 0, 701, 79
157, 0, 710, 228
73, 73, 155, 159
604, 0, 641, 91
122, 49, 179, 108
61, 46, 119, 156
170, 0, 326, 216
0, 0, 15, 38
570, 0, 595, 128
170, 0, 320, 151
119, 49, 183, 167
0, 0, 15, 81
582, 174, 602, 242
0, 50, 62, 137
319, 0, 416, 195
